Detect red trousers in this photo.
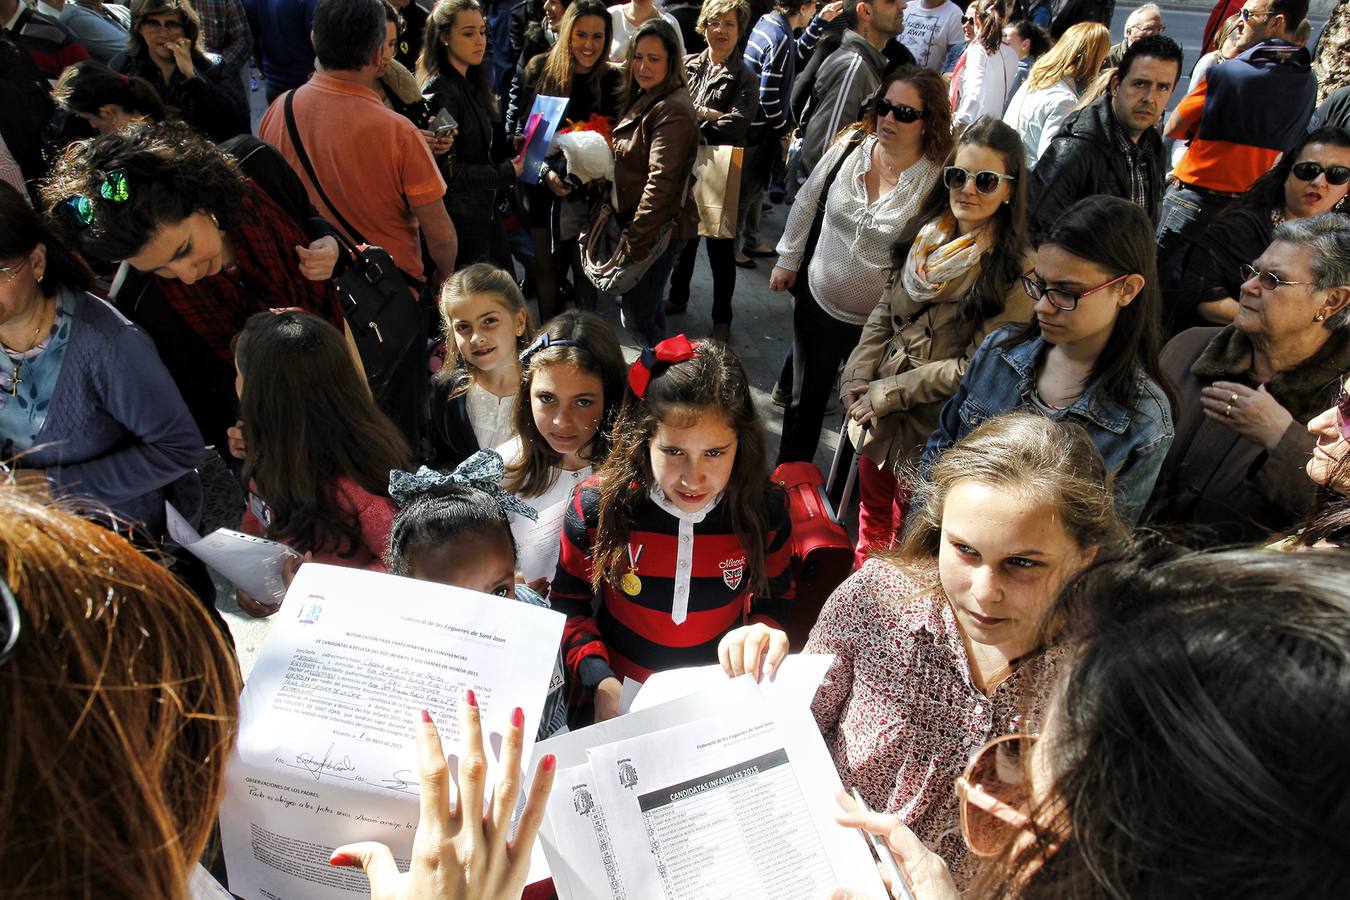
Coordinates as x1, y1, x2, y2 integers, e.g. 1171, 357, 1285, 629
855, 456, 912, 569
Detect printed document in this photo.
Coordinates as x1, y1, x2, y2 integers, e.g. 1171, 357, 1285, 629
166, 501, 294, 605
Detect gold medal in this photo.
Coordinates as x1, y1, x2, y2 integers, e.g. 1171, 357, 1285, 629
621, 572, 643, 595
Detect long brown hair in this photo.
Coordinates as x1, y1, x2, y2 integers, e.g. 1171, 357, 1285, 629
0, 487, 240, 899
620, 17, 687, 110
437, 262, 536, 401
537, 0, 614, 98
233, 311, 411, 555
126, 0, 205, 61
506, 310, 627, 497
1024, 22, 1110, 92
592, 341, 775, 595
848, 65, 954, 165
418, 0, 494, 109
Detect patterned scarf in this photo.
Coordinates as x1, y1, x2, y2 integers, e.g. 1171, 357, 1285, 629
156, 183, 344, 363
901, 213, 994, 303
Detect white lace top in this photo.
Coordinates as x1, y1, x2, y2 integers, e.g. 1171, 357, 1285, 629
466, 381, 517, 452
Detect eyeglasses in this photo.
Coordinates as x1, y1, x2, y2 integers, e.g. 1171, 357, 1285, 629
1291, 161, 1350, 186
1022, 269, 1130, 312
956, 734, 1056, 858
0, 578, 18, 668
1239, 263, 1315, 292
874, 97, 926, 123
0, 257, 30, 285
141, 15, 185, 32
943, 166, 1015, 195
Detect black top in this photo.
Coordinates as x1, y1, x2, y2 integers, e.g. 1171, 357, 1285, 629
426, 368, 479, 470
110, 49, 249, 143
394, 0, 428, 71
424, 67, 516, 220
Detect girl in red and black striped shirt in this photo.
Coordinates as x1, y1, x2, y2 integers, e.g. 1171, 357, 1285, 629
549, 336, 795, 720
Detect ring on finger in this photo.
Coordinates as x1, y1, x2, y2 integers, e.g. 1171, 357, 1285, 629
1229, 392, 1238, 405
1225, 402, 1233, 418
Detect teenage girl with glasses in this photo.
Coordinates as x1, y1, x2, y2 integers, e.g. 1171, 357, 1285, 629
920, 195, 1175, 525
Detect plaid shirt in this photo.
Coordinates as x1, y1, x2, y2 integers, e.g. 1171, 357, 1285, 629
192, 0, 252, 73
1109, 108, 1151, 211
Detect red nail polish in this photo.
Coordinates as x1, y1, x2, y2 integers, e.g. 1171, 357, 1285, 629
465, 688, 477, 708
541, 753, 556, 772
420, 708, 432, 724
329, 853, 354, 867
511, 707, 524, 728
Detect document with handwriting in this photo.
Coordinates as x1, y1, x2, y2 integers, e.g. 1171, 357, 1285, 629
218, 564, 565, 900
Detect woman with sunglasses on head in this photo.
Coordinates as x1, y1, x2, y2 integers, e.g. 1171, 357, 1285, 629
838, 117, 1034, 565
1164, 126, 1350, 337
772, 66, 952, 465
1144, 214, 1350, 547
921, 195, 1173, 525
951, 0, 1016, 128
834, 546, 1350, 900
722, 411, 1125, 885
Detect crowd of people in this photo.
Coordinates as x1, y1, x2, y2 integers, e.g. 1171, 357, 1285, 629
3, 0, 1350, 896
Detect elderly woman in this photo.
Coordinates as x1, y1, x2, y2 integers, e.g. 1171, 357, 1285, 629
110, 0, 248, 142
664, 0, 756, 342
771, 65, 951, 465
42, 122, 348, 458
1165, 127, 1350, 336
0, 182, 200, 539
1145, 214, 1350, 545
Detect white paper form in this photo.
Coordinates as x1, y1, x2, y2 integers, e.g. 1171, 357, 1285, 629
629, 653, 835, 713
218, 564, 565, 900
165, 501, 295, 605
534, 678, 767, 900
586, 699, 886, 900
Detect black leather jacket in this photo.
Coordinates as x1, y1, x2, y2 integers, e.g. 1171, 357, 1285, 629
423, 67, 516, 221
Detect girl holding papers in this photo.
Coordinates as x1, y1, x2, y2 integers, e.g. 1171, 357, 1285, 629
721, 412, 1123, 884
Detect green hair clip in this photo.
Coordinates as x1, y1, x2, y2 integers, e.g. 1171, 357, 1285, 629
63, 169, 130, 226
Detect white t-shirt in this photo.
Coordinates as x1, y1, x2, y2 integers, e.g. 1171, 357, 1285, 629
495, 436, 592, 585
899, 1, 964, 71
607, 4, 685, 63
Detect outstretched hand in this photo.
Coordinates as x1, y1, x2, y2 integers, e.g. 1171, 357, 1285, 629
831, 792, 961, 900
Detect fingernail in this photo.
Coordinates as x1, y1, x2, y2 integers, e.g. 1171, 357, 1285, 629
329, 853, 355, 867
465, 688, 477, 708
511, 707, 524, 728
541, 753, 556, 772
420, 708, 432, 724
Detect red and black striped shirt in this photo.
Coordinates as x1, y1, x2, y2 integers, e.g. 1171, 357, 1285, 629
550, 478, 795, 688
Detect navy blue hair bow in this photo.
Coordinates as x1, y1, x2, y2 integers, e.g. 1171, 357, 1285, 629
520, 332, 583, 364
388, 450, 539, 520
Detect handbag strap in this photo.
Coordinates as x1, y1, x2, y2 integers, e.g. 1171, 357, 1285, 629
283, 89, 368, 247
798, 131, 865, 279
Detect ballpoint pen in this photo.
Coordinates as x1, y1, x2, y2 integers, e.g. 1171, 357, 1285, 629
850, 787, 917, 900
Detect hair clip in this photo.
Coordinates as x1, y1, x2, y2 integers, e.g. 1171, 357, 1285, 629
388, 450, 539, 521
61, 170, 131, 227
628, 334, 700, 399
520, 332, 583, 363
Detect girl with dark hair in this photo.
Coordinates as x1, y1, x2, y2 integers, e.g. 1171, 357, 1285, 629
0, 180, 200, 539
724, 411, 1124, 886
921, 195, 1174, 525
500, 310, 627, 587
1166, 125, 1350, 336
772, 65, 953, 465
110, 0, 247, 142
839, 117, 1035, 565
419, 0, 524, 270
232, 311, 410, 615
387, 450, 568, 737
427, 263, 535, 470
52, 59, 167, 132
842, 547, 1350, 899
41, 122, 349, 456
608, 17, 698, 345
508, 0, 621, 319
550, 337, 794, 721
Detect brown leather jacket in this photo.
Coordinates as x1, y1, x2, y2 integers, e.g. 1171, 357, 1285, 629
839, 250, 1035, 472
612, 82, 699, 257
685, 49, 757, 147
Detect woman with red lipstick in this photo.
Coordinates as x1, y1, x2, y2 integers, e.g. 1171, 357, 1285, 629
721, 411, 1123, 886
550, 337, 794, 722
1165, 126, 1350, 337
500, 310, 628, 588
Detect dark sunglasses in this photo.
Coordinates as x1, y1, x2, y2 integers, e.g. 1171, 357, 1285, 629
943, 166, 1015, 195
1291, 161, 1350, 186
874, 97, 926, 123
961, 14, 974, 23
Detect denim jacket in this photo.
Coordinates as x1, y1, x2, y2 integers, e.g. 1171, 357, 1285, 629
920, 325, 1174, 525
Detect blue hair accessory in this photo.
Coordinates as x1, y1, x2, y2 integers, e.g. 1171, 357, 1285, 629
62, 170, 131, 227
520, 332, 583, 363
388, 450, 539, 521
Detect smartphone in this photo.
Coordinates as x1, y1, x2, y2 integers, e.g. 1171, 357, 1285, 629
430, 108, 458, 135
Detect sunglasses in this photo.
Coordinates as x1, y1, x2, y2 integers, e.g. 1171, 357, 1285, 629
874, 97, 926, 123
956, 734, 1046, 857
944, 166, 1015, 195
1238, 7, 1270, 21
1291, 161, 1350, 186
961, 14, 974, 23
1239, 263, 1314, 292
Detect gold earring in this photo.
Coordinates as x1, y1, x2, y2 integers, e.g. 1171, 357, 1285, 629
1315, 312, 1327, 323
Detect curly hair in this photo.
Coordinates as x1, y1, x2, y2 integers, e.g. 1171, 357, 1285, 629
853, 65, 955, 166
40, 120, 247, 264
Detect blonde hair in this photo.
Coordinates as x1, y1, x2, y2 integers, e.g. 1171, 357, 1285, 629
0, 487, 240, 899
696, 0, 750, 37
437, 262, 536, 395
1026, 21, 1111, 92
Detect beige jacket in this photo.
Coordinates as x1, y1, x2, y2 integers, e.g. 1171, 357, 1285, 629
839, 251, 1035, 472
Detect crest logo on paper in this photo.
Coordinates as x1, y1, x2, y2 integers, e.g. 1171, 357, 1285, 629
297, 595, 324, 625
617, 759, 639, 790
720, 556, 746, 590
573, 786, 595, 816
